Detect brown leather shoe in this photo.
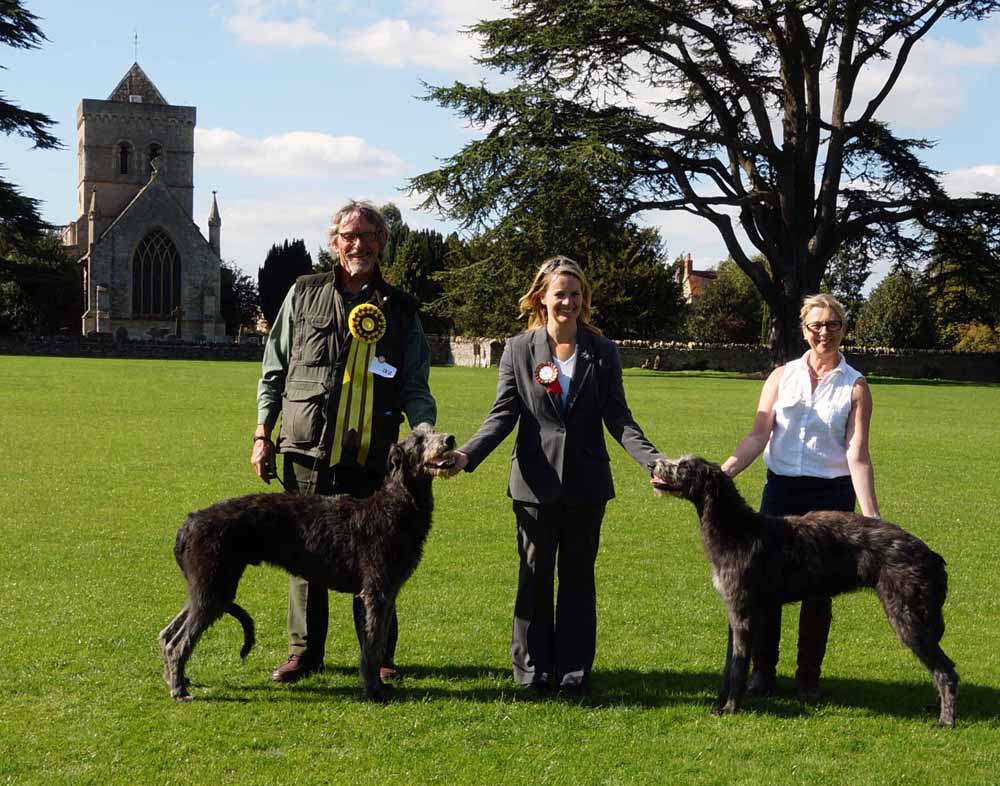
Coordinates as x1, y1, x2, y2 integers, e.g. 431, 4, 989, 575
379, 663, 402, 683
271, 654, 322, 683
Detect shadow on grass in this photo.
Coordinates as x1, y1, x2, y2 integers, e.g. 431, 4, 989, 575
190, 662, 1000, 722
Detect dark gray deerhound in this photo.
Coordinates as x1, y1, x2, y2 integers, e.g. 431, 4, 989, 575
159, 424, 456, 702
651, 455, 958, 727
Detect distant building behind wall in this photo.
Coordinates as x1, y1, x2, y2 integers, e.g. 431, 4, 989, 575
675, 253, 718, 303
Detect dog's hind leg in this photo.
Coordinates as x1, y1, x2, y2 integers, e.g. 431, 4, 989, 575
908, 635, 958, 728
166, 600, 225, 700
880, 589, 958, 728
159, 604, 190, 687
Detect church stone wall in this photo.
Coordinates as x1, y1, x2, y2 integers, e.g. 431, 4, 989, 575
76, 99, 196, 239
89, 189, 222, 339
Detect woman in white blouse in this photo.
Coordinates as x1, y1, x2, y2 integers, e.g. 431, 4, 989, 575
721, 293, 880, 702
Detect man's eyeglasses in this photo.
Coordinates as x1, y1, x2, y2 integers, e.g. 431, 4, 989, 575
338, 231, 379, 244
805, 320, 843, 333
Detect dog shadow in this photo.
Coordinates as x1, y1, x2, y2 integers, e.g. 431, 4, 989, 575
189, 663, 1000, 722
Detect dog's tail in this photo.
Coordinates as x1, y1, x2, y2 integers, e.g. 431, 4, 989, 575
227, 603, 256, 659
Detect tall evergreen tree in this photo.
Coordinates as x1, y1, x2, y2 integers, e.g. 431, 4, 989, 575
0, 230, 80, 334
412, 0, 1000, 362
384, 229, 452, 334
220, 261, 260, 336
379, 202, 410, 271
922, 227, 1000, 348
257, 239, 313, 327
0, 1, 61, 247
854, 268, 935, 349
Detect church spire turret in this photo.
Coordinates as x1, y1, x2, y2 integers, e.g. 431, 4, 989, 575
208, 191, 221, 256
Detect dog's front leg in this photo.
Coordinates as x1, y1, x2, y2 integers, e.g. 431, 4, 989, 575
714, 625, 734, 715
716, 613, 753, 715
358, 591, 391, 703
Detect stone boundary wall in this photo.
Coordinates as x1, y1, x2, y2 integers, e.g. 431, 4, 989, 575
2, 334, 998, 382
0, 335, 264, 363
614, 340, 1000, 382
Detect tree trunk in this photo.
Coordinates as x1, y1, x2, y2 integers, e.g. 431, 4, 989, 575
768, 295, 806, 366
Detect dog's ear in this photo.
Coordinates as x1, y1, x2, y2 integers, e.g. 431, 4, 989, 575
387, 443, 405, 478
703, 462, 721, 497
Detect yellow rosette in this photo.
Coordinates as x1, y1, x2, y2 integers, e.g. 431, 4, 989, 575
330, 303, 387, 466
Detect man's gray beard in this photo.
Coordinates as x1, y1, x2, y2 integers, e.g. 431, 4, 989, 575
344, 257, 376, 277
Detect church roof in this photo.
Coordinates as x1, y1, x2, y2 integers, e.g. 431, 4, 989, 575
95, 170, 219, 262
107, 62, 167, 105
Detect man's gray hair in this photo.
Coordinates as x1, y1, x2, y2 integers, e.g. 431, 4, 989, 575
328, 200, 390, 248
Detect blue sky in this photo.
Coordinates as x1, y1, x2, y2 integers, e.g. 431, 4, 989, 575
3, 0, 1000, 286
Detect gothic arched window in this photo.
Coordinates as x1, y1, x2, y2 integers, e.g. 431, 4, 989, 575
132, 229, 181, 318
118, 142, 131, 174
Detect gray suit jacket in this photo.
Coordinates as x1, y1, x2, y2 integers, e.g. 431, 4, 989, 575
460, 327, 662, 505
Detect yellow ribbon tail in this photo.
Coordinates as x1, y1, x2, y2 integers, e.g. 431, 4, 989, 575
329, 340, 377, 468
356, 343, 376, 465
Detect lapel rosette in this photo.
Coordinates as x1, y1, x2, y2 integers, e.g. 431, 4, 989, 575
534, 359, 562, 397
349, 302, 387, 344
331, 303, 388, 467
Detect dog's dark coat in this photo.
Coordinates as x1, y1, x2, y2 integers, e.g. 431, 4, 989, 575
652, 455, 958, 726
159, 425, 455, 702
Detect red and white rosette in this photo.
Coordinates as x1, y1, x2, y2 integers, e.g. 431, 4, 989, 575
534, 360, 562, 396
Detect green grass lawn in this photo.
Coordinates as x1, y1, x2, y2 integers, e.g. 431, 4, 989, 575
2, 355, 998, 786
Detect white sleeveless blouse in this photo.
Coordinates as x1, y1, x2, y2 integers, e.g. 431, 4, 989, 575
764, 352, 863, 479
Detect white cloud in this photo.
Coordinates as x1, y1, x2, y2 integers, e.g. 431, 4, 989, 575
222, 0, 495, 70
224, 13, 334, 47
195, 128, 405, 178
942, 164, 1000, 196
848, 46, 965, 130
402, 0, 504, 29
339, 19, 479, 68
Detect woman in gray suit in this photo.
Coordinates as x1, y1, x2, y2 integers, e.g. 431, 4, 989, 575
445, 256, 663, 692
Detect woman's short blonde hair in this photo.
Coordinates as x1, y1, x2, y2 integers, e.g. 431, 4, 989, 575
800, 292, 847, 325
518, 255, 602, 334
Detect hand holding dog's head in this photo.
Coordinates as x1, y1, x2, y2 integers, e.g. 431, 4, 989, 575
651, 455, 723, 502
395, 423, 458, 479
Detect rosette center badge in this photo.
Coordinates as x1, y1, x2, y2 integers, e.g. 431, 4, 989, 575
349, 303, 387, 344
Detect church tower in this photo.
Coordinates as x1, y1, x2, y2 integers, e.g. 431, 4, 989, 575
66, 63, 224, 340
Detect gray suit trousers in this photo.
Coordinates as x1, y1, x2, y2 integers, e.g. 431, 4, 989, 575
512, 501, 605, 688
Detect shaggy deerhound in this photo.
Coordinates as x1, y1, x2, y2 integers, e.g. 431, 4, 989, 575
159, 424, 455, 702
651, 455, 958, 727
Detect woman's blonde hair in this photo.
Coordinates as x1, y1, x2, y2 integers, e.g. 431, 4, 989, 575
518, 255, 602, 334
800, 292, 847, 325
